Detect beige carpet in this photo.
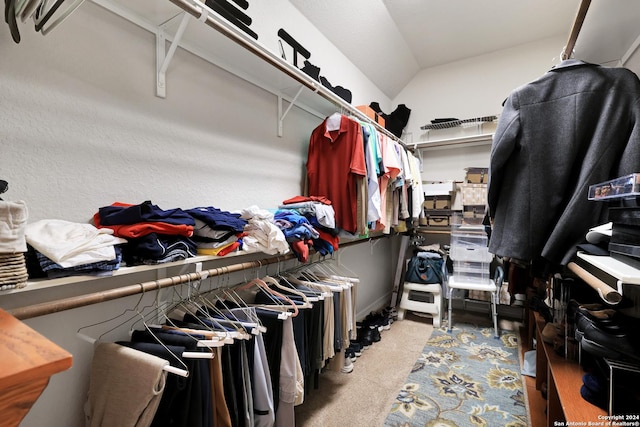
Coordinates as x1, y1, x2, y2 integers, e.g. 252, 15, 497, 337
294, 312, 435, 426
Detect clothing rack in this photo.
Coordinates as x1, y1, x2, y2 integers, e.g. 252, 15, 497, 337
166, 0, 411, 152
7, 235, 385, 321
561, 0, 592, 60
9, 254, 299, 321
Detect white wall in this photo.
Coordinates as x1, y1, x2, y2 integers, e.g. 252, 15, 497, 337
393, 36, 568, 182
7, 2, 636, 424
0, 2, 397, 426
400, 36, 640, 184
248, 0, 391, 107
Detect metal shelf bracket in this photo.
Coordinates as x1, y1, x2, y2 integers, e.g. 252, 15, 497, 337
156, 11, 191, 98
277, 85, 304, 137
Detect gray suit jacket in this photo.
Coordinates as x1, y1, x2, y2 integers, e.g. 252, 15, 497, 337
488, 60, 640, 267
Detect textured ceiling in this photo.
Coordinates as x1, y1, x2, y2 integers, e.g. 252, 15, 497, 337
289, 0, 581, 98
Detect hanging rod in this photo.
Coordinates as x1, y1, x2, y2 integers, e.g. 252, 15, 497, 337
7, 234, 388, 321
8, 253, 296, 321
567, 261, 622, 304
166, 0, 411, 151
562, 0, 592, 60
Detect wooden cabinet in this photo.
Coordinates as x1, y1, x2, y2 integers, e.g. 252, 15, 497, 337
0, 309, 72, 427
530, 311, 606, 427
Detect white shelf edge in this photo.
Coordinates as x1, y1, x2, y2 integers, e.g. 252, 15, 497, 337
414, 133, 494, 151
577, 251, 640, 285
90, 0, 407, 147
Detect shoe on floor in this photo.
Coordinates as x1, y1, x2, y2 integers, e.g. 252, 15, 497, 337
341, 356, 354, 374
353, 331, 372, 350
348, 342, 362, 357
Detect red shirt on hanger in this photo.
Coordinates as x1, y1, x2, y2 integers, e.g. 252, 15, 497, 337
306, 114, 366, 234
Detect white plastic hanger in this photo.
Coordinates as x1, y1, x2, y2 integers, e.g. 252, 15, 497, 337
235, 277, 299, 317
326, 112, 342, 131
76, 287, 190, 377
263, 275, 314, 308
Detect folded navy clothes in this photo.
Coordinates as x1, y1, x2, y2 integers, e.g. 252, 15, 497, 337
36, 247, 123, 279
99, 201, 195, 226
123, 233, 197, 265
312, 238, 334, 256
185, 206, 247, 233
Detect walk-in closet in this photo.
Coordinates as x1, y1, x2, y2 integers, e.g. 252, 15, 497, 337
2, 1, 640, 426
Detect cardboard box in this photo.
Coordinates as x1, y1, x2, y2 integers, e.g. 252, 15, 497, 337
356, 105, 385, 127
461, 183, 487, 206
465, 167, 489, 184
423, 195, 451, 210
425, 210, 454, 228
463, 205, 486, 225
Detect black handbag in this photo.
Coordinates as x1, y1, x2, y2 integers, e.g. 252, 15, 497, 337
405, 255, 444, 284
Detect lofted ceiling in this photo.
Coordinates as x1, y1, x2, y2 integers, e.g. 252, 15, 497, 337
289, 0, 582, 99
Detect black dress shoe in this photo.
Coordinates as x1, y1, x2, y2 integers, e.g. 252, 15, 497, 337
580, 318, 640, 362
300, 60, 320, 81
574, 305, 620, 342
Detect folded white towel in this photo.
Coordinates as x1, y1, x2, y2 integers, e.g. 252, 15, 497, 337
26, 219, 127, 268
0, 200, 28, 254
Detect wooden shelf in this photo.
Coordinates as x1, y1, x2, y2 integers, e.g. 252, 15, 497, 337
0, 309, 72, 426
532, 311, 606, 426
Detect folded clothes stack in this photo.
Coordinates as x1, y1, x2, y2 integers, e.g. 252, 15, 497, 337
0, 199, 29, 289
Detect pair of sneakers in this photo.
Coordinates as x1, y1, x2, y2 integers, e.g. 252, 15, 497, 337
341, 340, 366, 373
341, 346, 359, 373
362, 309, 393, 332
341, 354, 355, 373
355, 323, 381, 349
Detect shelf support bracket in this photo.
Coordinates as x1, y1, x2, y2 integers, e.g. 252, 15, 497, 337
156, 12, 191, 98
277, 85, 304, 137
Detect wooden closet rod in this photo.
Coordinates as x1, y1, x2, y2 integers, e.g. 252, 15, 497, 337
7, 235, 387, 320
8, 253, 295, 321
562, 0, 592, 60
567, 261, 622, 304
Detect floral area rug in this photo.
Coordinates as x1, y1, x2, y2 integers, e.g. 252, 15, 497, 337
384, 323, 528, 427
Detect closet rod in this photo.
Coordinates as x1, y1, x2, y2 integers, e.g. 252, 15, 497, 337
8, 231, 388, 320
562, 0, 592, 60
567, 261, 622, 305
8, 253, 295, 321
166, 0, 410, 151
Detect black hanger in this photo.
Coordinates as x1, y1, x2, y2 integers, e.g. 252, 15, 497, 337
0, 180, 7, 201
34, 0, 65, 32
5, 0, 21, 43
